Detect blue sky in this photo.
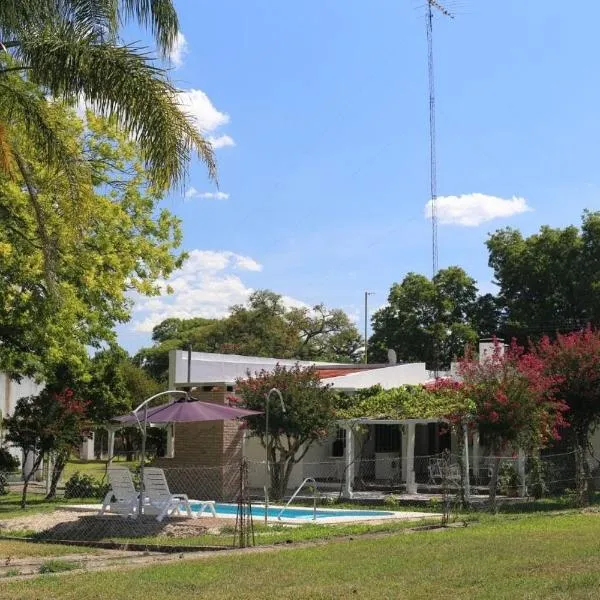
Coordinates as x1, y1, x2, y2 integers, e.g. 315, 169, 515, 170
118, 0, 600, 352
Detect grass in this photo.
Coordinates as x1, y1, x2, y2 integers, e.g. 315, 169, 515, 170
38, 560, 81, 574
0, 540, 97, 559
1, 513, 600, 598
108, 517, 434, 548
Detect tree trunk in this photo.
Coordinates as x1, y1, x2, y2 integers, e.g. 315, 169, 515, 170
488, 454, 501, 511
45, 448, 70, 500
21, 453, 44, 509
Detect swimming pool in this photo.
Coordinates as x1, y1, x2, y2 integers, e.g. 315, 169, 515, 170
190, 502, 398, 523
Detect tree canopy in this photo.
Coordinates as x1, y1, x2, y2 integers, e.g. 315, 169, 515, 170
368, 267, 488, 369
136, 291, 363, 382
487, 211, 600, 341
0, 90, 184, 378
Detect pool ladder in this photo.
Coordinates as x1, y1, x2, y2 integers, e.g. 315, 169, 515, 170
277, 477, 319, 521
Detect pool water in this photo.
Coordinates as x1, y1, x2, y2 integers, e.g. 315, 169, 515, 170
190, 502, 395, 521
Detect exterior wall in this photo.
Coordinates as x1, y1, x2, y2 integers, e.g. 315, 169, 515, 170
0, 374, 44, 475
152, 386, 243, 500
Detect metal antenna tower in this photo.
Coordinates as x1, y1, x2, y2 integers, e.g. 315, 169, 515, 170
427, 0, 453, 278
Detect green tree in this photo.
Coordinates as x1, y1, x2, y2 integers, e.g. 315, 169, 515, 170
136, 291, 363, 383
235, 365, 337, 500
369, 267, 482, 369
0, 92, 184, 378
4, 389, 90, 507
0, 0, 214, 189
486, 212, 600, 340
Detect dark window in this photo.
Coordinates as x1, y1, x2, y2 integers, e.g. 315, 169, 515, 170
226, 385, 234, 392
375, 425, 401, 453
331, 427, 346, 457
202, 386, 213, 392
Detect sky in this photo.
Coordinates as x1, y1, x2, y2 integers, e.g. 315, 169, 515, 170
118, 0, 600, 353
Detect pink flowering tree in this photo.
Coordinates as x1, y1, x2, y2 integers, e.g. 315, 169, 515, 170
533, 328, 600, 504
459, 340, 567, 504
234, 365, 337, 500
425, 378, 475, 503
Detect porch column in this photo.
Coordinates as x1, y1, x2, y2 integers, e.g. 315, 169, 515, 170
166, 424, 175, 458
107, 429, 116, 465
517, 449, 526, 497
462, 423, 471, 500
343, 425, 354, 499
79, 432, 95, 460
404, 422, 416, 494
472, 430, 480, 483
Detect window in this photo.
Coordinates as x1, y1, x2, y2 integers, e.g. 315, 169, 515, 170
374, 425, 401, 453
331, 427, 346, 457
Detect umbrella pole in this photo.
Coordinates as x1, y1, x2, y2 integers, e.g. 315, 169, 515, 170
138, 403, 147, 519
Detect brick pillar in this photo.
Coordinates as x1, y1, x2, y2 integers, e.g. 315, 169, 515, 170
152, 386, 242, 501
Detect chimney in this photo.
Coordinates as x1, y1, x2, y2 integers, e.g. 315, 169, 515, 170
478, 338, 505, 364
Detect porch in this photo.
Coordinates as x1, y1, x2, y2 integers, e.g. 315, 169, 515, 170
300, 419, 511, 499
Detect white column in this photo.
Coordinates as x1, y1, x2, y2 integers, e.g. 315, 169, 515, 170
472, 430, 480, 483
166, 424, 175, 458
79, 432, 95, 460
107, 429, 116, 465
462, 423, 470, 500
343, 425, 354, 499
517, 449, 526, 497
405, 422, 416, 494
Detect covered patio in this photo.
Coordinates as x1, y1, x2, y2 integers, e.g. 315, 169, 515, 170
330, 418, 491, 499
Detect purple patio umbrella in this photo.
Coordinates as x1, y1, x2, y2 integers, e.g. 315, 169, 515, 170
113, 392, 262, 517
113, 398, 261, 425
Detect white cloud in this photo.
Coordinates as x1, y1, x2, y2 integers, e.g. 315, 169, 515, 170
209, 135, 236, 149
424, 193, 532, 227
131, 250, 269, 332
176, 88, 235, 150
168, 32, 188, 68
177, 89, 230, 133
184, 188, 229, 201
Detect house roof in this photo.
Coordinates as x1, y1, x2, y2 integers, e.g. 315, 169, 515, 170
321, 362, 430, 390
169, 349, 428, 391
169, 350, 382, 387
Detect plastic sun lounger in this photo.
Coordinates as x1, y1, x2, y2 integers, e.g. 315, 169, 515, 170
142, 467, 217, 523
98, 467, 138, 517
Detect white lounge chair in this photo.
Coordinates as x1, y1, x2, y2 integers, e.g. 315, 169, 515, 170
98, 467, 138, 516
142, 467, 216, 522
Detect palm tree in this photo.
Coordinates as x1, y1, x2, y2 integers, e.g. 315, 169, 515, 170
0, 0, 215, 189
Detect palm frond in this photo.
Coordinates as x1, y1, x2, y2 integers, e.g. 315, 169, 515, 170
0, 79, 81, 178
13, 24, 215, 188
0, 1, 176, 51
119, 0, 178, 54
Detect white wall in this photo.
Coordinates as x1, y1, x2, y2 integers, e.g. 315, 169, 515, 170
244, 432, 336, 492
0, 374, 45, 472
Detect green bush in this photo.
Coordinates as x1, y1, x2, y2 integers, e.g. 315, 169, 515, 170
64, 472, 109, 499
0, 448, 20, 473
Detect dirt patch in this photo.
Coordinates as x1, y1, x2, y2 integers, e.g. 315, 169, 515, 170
0, 511, 232, 541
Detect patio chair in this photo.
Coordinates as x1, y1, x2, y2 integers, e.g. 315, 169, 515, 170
98, 467, 138, 517
142, 467, 217, 522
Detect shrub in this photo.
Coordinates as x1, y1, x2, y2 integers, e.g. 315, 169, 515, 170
64, 472, 109, 499
0, 448, 20, 473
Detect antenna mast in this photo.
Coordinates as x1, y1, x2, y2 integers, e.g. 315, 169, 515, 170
427, 0, 453, 278
427, 0, 453, 378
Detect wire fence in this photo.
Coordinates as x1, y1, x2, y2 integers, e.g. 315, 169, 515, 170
0, 451, 596, 552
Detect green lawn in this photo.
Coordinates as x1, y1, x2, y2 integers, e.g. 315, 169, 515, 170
0, 540, 97, 559
1, 513, 600, 599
